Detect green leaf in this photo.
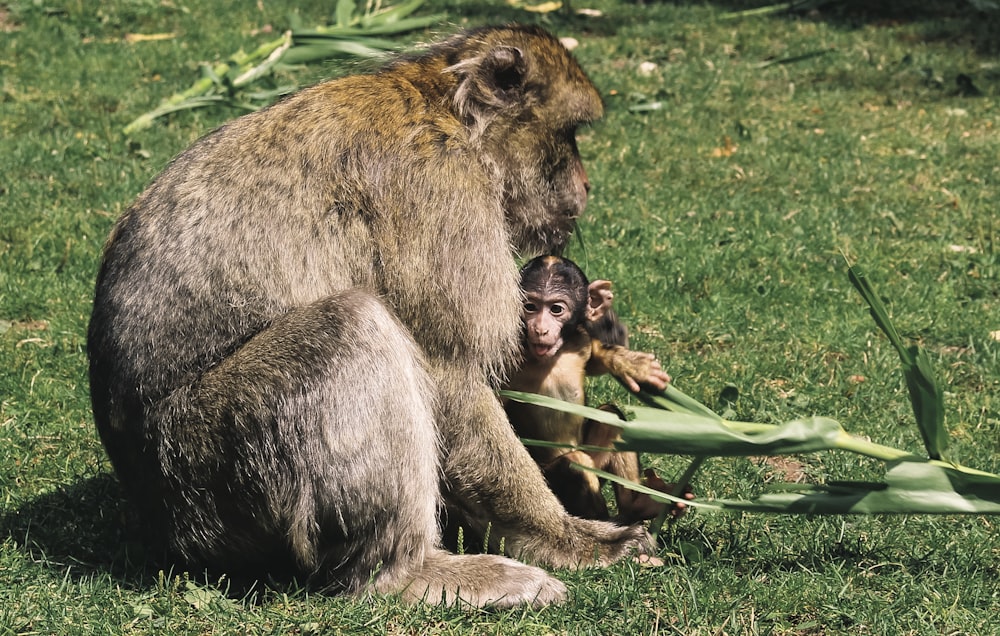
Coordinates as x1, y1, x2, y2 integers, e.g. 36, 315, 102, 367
501, 390, 625, 426
503, 389, 913, 462
280, 41, 389, 65
362, 0, 427, 26
575, 452, 1000, 516
503, 390, 849, 456
713, 461, 1000, 514
631, 383, 723, 420
618, 410, 847, 456
572, 463, 723, 511
848, 265, 948, 460
291, 33, 400, 50
335, 0, 357, 28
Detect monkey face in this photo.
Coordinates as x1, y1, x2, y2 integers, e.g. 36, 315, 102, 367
446, 27, 603, 255
522, 292, 575, 360
498, 119, 598, 257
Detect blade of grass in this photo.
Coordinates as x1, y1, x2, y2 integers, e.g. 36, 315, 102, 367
628, 382, 724, 421
755, 49, 834, 69
280, 40, 393, 64
305, 15, 444, 37
520, 437, 619, 455
575, 459, 1000, 516
720, 0, 826, 20
232, 31, 293, 87
122, 96, 231, 134
649, 456, 706, 540
336, 0, 356, 28
624, 384, 717, 538
361, 0, 430, 26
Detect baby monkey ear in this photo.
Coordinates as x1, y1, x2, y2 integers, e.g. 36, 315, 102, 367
586, 280, 613, 322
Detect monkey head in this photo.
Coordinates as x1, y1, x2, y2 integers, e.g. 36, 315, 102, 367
519, 255, 613, 362
443, 26, 604, 255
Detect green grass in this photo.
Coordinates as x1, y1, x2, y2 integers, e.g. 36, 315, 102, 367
2, 0, 999, 633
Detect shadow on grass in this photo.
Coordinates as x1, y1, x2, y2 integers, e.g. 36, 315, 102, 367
1, 476, 355, 601
667, 0, 1000, 54
0, 474, 159, 588
462, 0, 1000, 56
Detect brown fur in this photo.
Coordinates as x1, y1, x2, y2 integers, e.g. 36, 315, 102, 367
504, 256, 671, 523
88, 26, 648, 608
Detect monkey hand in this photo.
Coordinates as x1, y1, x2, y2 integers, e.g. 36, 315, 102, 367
513, 515, 654, 569
603, 348, 671, 392
644, 468, 694, 520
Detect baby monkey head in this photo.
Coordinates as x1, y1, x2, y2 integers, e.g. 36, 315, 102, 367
518, 255, 612, 361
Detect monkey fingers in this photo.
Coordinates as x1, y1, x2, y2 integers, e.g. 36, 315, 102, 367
643, 468, 695, 520
607, 350, 671, 392
382, 550, 567, 608
642, 359, 672, 391
535, 517, 654, 569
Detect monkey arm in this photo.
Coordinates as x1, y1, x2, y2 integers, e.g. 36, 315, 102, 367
431, 363, 650, 567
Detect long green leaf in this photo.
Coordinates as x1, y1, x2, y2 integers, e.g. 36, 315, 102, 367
619, 411, 848, 456
279, 41, 390, 65
573, 463, 723, 511
577, 459, 1000, 515
501, 390, 626, 426
848, 265, 948, 460
303, 15, 444, 37
502, 390, 910, 461
290, 33, 401, 49
630, 383, 724, 420
626, 384, 718, 536
335, 0, 356, 28
361, 0, 427, 26
713, 461, 1000, 514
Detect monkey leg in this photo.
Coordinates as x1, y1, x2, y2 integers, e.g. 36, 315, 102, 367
542, 450, 611, 520
433, 367, 651, 569
385, 549, 567, 608
580, 412, 666, 523
605, 452, 668, 524
149, 291, 439, 587
155, 291, 562, 607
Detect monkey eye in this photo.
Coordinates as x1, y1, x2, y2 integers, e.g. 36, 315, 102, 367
550, 303, 567, 316
523, 302, 538, 313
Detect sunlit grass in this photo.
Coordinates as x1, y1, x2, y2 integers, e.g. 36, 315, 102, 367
2, 0, 999, 633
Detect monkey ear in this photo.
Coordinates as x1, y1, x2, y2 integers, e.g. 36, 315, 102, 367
480, 46, 528, 101
587, 280, 613, 322
448, 45, 528, 126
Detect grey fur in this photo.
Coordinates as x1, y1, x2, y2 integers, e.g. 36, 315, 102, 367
88, 25, 647, 607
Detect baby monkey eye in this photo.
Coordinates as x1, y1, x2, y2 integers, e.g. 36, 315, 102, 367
550, 304, 567, 315
523, 302, 538, 313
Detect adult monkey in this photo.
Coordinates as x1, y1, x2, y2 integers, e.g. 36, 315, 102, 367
88, 25, 648, 608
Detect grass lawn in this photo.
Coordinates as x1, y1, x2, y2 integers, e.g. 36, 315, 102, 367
2, 0, 999, 633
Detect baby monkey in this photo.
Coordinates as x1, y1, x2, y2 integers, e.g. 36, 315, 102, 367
504, 255, 676, 523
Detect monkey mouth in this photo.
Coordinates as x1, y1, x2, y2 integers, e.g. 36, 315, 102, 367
530, 343, 560, 359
